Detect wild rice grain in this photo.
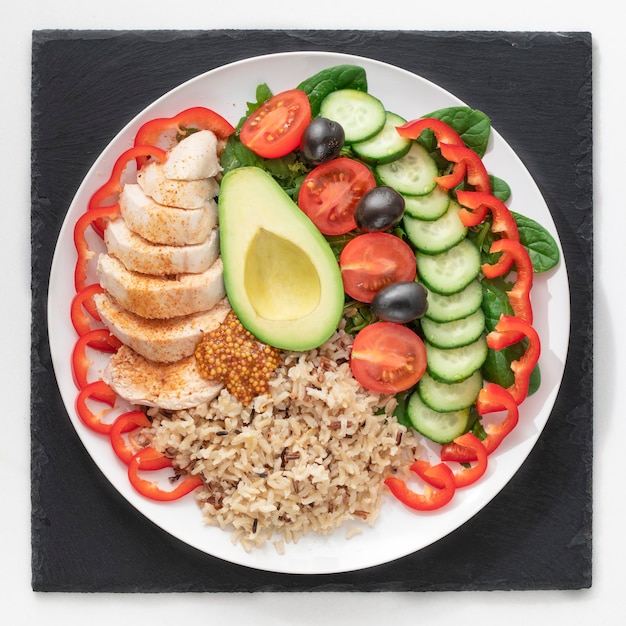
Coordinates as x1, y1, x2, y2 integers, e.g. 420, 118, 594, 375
145, 326, 421, 551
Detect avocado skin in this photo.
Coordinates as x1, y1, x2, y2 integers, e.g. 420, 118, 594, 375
218, 167, 344, 352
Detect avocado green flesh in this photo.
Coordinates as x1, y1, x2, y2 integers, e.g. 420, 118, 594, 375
218, 166, 344, 352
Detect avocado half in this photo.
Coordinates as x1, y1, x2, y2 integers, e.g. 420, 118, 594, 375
218, 166, 345, 352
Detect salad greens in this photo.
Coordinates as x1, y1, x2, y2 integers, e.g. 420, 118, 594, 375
221, 63, 560, 403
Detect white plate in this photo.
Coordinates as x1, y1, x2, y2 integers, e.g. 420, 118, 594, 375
48, 51, 570, 575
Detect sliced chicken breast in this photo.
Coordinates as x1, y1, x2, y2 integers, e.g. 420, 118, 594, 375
97, 253, 226, 319
137, 161, 219, 209
103, 344, 223, 410
119, 183, 217, 245
94, 293, 231, 363
162, 130, 222, 180
104, 218, 219, 276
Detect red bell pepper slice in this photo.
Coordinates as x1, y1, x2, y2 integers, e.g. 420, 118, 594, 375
71, 328, 121, 391
70, 283, 104, 335
438, 143, 492, 193
75, 380, 117, 432
477, 383, 520, 454
456, 190, 519, 240
441, 384, 520, 464
128, 446, 204, 502
395, 118, 465, 147
384, 459, 456, 511
110, 411, 151, 465
133, 106, 235, 168
487, 315, 541, 405
442, 432, 488, 488
483, 238, 534, 324
88, 144, 168, 213
73, 205, 120, 292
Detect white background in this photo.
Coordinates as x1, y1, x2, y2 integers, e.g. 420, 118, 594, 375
2, 2, 619, 623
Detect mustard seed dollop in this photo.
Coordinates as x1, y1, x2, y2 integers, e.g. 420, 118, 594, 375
195, 310, 280, 405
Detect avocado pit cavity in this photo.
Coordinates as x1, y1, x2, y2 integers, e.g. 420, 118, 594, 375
244, 229, 321, 321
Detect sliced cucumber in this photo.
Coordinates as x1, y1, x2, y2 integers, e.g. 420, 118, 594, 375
403, 185, 450, 221
423, 279, 483, 323
375, 142, 438, 196
418, 370, 483, 413
416, 238, 481, 295
406, 391, 470, 444
426, 336, 488, 383
351, 111, 411, 164
319, 89, 386, 143
420, 308, 486, 349
403, 200, 468, 255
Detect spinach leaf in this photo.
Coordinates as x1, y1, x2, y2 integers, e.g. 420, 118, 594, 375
425, 106, 491, 157
220, 133, 310, 196
489, 176, 511, 202
480, 277, 540, 394
297, 64, 368, 117
512, 211, 560, 273
481, 276, 514, 331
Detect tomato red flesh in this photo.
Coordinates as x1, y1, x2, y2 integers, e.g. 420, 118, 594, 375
240, 89, 311, 159
340, 232, 417, 303
298, 158, 376, 236
350, 322, 427, 394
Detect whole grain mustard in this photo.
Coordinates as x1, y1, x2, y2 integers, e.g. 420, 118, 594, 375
195, 310, 280, 405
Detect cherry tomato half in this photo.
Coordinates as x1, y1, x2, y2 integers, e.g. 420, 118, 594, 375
240, 89, 311, 159
350, 322, 427, 394
339, 232, 417, 303
298, 158, 376, 236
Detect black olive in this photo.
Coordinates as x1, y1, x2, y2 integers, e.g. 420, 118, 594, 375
300, 117, 345, 164
371, 281, 428, 324
354, 186, 405, 232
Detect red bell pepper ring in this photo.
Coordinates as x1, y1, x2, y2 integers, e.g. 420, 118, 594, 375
70, 283, 104, 335
75, 380, 117, 433
110, 411, 151, 465
384, 459, 456, 511
456, 190, 519, 240
88, 144, 168, 213
436, 161, 467, 190
438, 143, 492, 193
483, 238, 534, 325
128, 446, 204, 502
133, 106, 235, 168
73, 205, 120, 292
441, 432, 488, 488
395, 118, 465, 147
442, 384, 520, 463
487, 315, 541, 405
71, 328, 121, 391
477, 383, 520, 454
87, 144, 167, 236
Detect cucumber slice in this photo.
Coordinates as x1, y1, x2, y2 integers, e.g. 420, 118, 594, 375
375, 142, 438, 196
352, 111, 411, 164
320, 89, 386, 143
420, 308, 486, 349
426, 336, 488, 383
418, 370, 483, 413
416, 238, 481, 295
424, 279, 483, 323
403, 185, 450, 221
406, 391, 470, 444
403, 200, 468, 255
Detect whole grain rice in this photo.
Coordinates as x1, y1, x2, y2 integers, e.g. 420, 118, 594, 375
145, 326, 421, 552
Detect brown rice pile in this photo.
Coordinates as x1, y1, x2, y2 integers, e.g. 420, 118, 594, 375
145, 326, 421, 553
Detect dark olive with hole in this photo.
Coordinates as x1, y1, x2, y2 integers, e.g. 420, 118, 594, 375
371, 281, 429, 323
300, 117, 345, 164
354, 185, 406, 232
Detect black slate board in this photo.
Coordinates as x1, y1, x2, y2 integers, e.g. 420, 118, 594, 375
31, 29, 593, 592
